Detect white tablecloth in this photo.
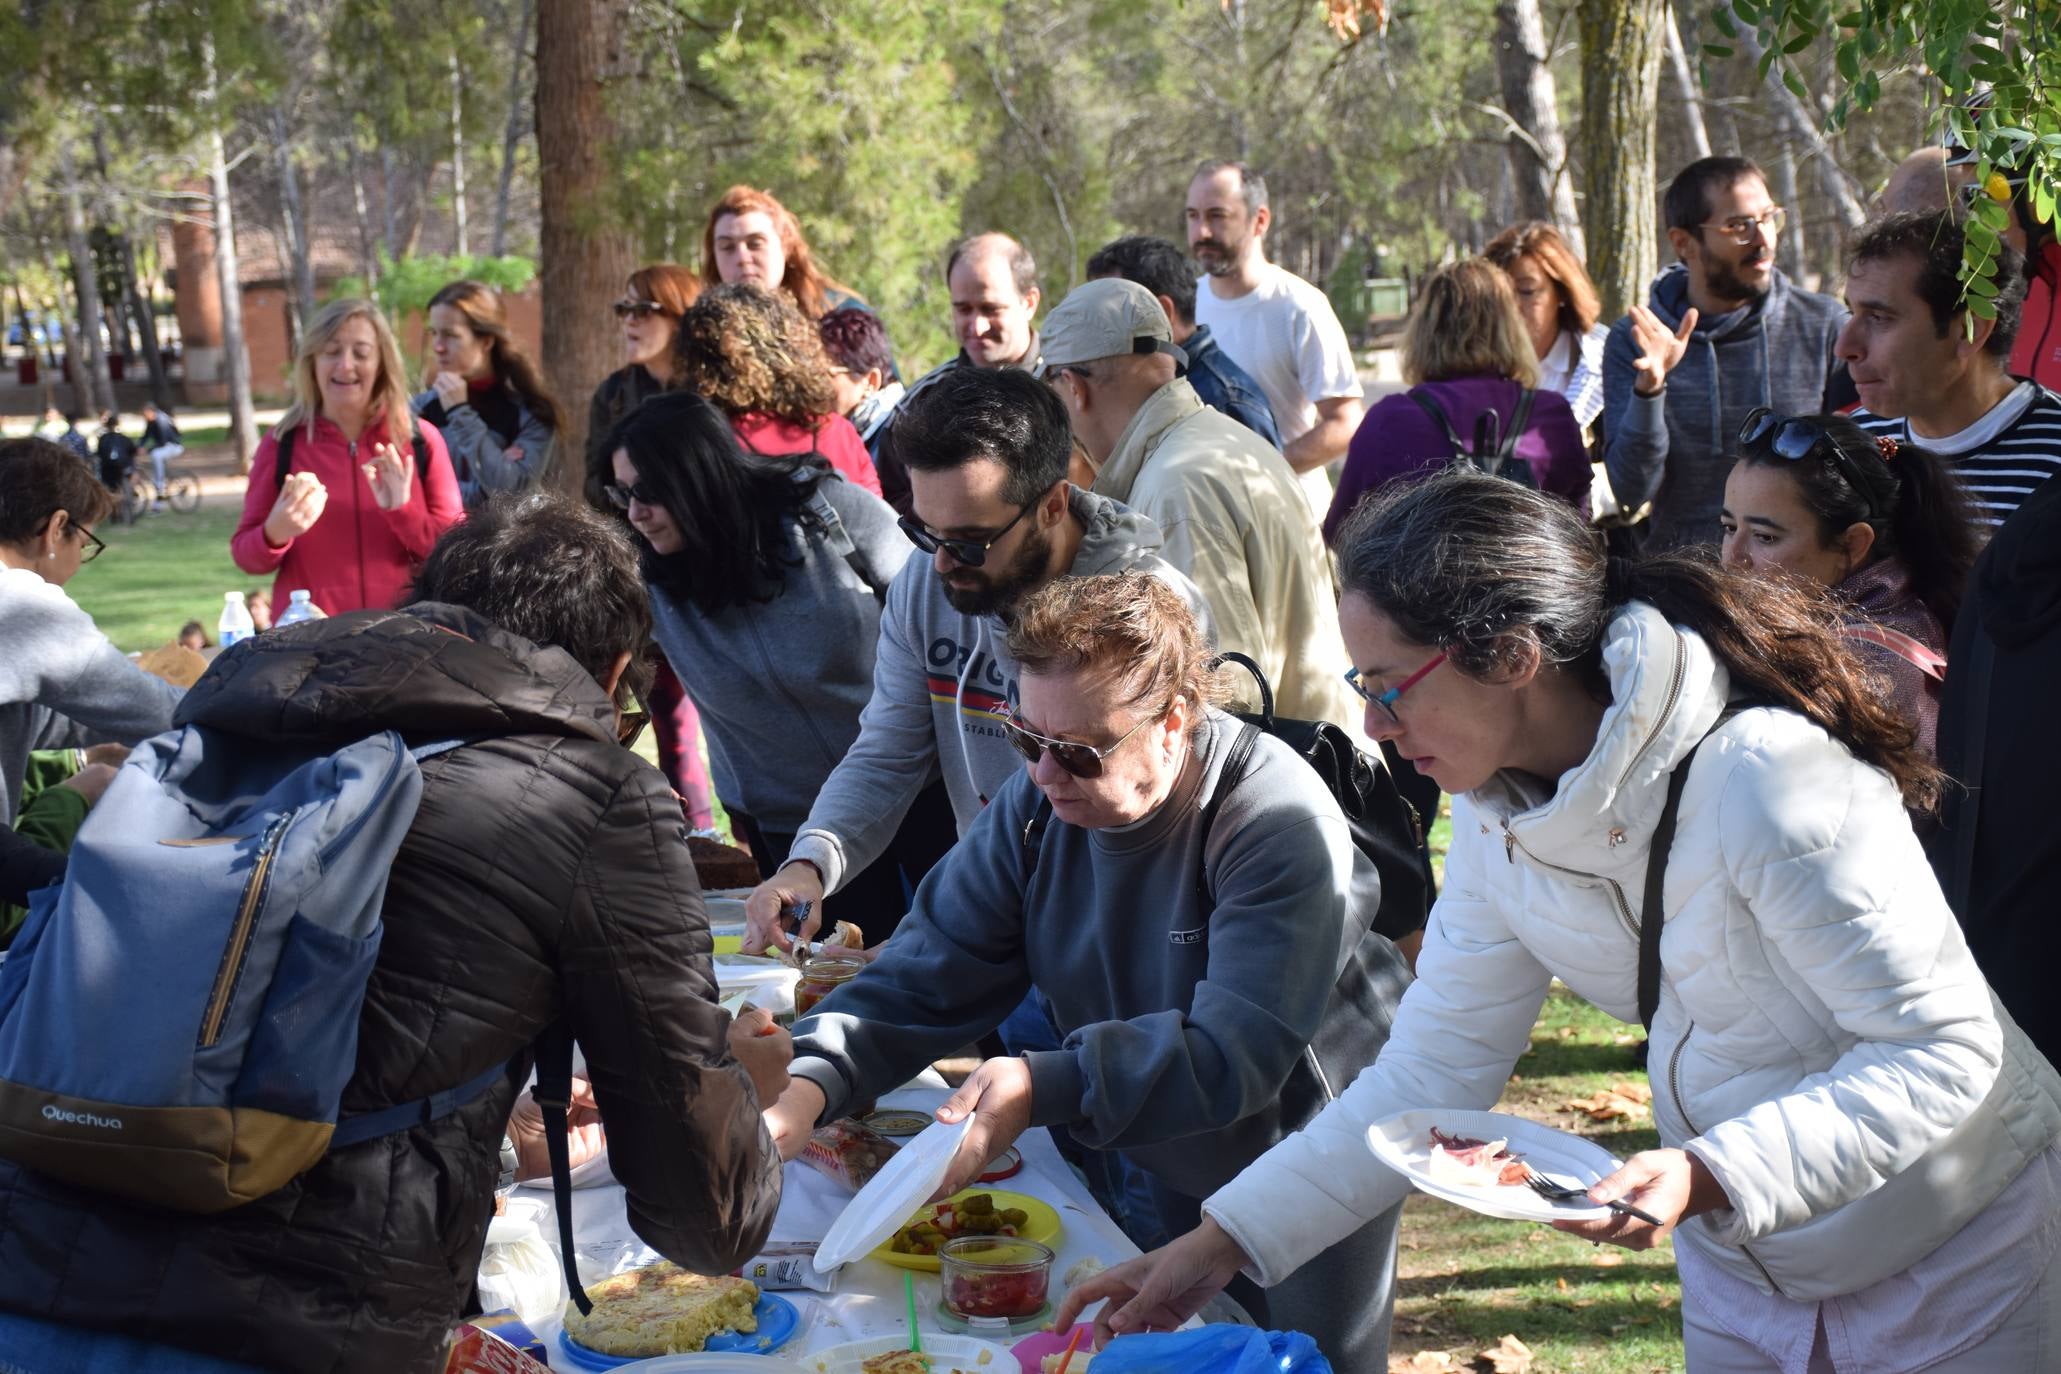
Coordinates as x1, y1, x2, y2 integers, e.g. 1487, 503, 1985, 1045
517, 1071, 1143, 1359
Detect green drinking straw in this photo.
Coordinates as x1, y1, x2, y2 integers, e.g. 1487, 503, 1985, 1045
904, 1269, 922, 1354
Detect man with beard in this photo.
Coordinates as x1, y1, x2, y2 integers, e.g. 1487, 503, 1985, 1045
741, 367, 1207, 951
1601, 156, 1850, 549
869, 233, 1044, 515
1186, 161, 1363, 521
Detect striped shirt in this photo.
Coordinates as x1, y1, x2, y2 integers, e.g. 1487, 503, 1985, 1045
1853, 382, 2061, 527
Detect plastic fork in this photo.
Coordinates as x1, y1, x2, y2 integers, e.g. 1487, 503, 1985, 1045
1523, 1169, 1665, 1227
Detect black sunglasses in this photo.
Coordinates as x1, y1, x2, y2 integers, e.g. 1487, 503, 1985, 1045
1738, 408, 1870, 491
612, 299, 667, 320
603, 480, 659, 511
998, 710, 1154, 780
898, 501, 1034, 569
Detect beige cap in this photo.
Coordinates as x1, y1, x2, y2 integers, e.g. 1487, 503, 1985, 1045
1035, 278, 1187, 377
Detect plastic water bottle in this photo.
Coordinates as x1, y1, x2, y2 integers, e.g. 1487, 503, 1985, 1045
218, 592, 256, 648
273, 589, 324, 627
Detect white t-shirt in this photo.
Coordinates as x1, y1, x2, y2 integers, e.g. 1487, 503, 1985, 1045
1195, 262, 1361, 516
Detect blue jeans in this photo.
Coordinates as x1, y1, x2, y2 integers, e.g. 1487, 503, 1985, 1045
0, 1311, 266, 1374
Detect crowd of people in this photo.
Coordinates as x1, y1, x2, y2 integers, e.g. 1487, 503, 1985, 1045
0, 146, 2056, 1374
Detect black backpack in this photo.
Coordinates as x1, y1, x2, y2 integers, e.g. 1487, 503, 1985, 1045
275, 425, 432, 489
1407, 385, 1539, 488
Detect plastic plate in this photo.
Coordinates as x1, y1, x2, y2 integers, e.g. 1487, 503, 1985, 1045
556, 1292, 802, 1368
1366, 1108, 1620, 1223
870, 1188, 1064, 1274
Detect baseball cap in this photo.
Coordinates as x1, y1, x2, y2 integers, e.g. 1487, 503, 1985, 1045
1035, 278, 1188, 378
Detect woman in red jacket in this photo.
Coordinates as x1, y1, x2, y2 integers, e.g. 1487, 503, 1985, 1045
671, 284, 882, 496
232, 299, 464, 615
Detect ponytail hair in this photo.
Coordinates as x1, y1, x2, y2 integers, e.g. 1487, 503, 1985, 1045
1335, 469, 1945, 812
1733, 413, 1977, 632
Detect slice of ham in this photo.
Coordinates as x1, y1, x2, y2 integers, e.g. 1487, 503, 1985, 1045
1426, 1127, 1531, 1187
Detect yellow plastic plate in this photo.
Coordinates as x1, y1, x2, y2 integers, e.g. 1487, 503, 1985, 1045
869, 1187, 1063, 1273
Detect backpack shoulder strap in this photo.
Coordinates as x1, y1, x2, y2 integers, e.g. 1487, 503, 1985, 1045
800, 481, 888, 606
1405, 387, 1469, 459
1638, 705, 1747, 1029
532, 1020, 595, 1316
273, 426, 297, 489
1842, 622, 1948, 682
1495, 389, 1538, 464
411, 432, 431, 484
1193, 721, 1264, 904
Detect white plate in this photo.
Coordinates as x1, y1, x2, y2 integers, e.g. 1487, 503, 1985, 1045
1366, 1108, 1620, 1223
706, 897, 750, 928
622, 1358, 807, 1372
812, 1116, 971, 1271
804, 1335, 1019, 1374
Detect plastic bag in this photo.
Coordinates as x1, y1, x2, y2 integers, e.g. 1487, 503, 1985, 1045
1084, 1326, 1331, 1374
801, 1118, 900, 1190
473, 1201, 567, 1325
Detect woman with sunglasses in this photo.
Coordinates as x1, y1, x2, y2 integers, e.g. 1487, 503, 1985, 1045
0, 438, 180, 832
583, 263, 700, 509
1721, 411, 1977, 757
603, 392, 952, 941
764, 572, 1410, 1372
1061, 469, 2061, 1373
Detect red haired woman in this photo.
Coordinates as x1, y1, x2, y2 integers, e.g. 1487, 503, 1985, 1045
702, 186, 864, 321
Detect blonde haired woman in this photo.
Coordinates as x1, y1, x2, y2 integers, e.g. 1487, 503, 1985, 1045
232, 299, 463, 614
1323, 258, 1590, 544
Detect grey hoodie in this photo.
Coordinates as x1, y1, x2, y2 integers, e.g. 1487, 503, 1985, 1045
787, 485, 1209, 893
648, 477, 915, 833
1602, 264, 1847, 549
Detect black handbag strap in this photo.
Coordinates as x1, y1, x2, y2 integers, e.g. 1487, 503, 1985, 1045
1638, 706, 1746, 1030
1495, 389, 1537, 464
1949, 625, 1995, 914
532, 1021, 594, 1316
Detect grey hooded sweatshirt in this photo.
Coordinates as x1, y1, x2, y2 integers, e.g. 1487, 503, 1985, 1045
1602, 264, 1847, 549
791, 708, 1410, 1201
786, 485, 1209, 894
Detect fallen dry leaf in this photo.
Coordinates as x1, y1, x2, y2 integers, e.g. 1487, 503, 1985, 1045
1592, 1251, 1624, 1267
1610, 1080, 1653, 1104
1554, 1276, 1569, 1292
1389, 1352, 1461, 1373
1473, 1334, 1533, 1373
1563, 1086, 1651, 1122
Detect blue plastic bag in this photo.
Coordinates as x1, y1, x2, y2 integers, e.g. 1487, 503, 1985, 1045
1084, 1325, 1331, 1374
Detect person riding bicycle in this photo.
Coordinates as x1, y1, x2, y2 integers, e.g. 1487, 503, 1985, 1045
139, 403, 184, 510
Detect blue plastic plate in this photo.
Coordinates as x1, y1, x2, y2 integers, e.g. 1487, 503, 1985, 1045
556, 1291, 801, 1368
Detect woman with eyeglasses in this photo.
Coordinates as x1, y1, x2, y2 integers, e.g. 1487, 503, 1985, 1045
671, 283, 882, 497
1721, 411, 1978, 757
1060, 469, 2061, 1374
583, 263, 700, 510
0, 438, 180, 833
603, 391, 953, 941
762, 572, 1410, 1372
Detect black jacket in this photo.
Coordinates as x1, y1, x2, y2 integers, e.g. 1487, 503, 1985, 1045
1927, 473, 2061, 1066
0, 605, 781, 1372
585, 365, 668, 510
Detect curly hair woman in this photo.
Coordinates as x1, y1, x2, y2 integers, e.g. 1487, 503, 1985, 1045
671, 283, 880, 496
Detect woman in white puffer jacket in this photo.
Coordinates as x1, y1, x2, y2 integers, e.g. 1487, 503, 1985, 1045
1062, 471, 2061, 1372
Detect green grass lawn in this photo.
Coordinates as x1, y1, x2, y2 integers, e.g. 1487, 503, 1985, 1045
68, 500, 248, 653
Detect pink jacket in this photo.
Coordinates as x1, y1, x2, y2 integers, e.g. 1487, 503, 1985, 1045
232, 414, 465, 615
730, 411, 882, 497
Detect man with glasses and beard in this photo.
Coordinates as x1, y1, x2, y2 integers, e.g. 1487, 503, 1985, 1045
1601, 156, 1851, 550
742, 367, 1208, 955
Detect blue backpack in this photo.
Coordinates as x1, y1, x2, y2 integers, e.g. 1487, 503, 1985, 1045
0, 723, 502, 1213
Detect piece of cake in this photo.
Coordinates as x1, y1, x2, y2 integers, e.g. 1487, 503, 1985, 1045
687, 835, 760, 891
562, 1263, 758, 1356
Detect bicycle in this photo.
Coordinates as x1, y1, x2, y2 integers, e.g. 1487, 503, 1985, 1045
115, 466, 201, 523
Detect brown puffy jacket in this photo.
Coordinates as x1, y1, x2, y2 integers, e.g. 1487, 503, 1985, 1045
0, 605, 781, 1371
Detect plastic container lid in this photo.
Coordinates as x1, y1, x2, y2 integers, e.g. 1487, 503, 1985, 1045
812, 1115, 971, 1271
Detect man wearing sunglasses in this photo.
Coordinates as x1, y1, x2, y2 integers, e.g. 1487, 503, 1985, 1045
742, 366, 1209, 954
1601, 155, 1851, 550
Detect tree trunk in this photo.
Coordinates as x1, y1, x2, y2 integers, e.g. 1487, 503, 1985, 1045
205, 38, 260, 472
58, 140, 115, 417
1577, 0, 1667, 322
380, 147, 399, 256
1494, 0, 1584, 257
347, 140, 381, 292
450, 52, 469, 257
1736, 28, 1867, 234
92, 125, 172, 409
1662, 3, 1712, 160
270, 106, 317, 340
492, 0, 535, 258
1771, 141, 1806, 279
535, 0, 638, 491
